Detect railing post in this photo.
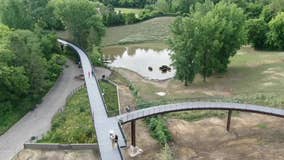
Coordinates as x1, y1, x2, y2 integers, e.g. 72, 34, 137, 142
227, 110, 232, 132
131, 120, 136, 147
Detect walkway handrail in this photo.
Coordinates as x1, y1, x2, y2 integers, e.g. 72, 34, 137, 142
117, 102, 284, 124
58, 39, 126, 160
59, 38, 109, 115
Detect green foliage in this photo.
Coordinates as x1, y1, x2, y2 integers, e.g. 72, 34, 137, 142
89, 46, 104, 66
99, 81, 119, 116
0, 66, 29, 101
102, 5, 139, 26
99, 0, 157, 8
0, 24, 65, 135
0, 0, 63, 30
169, 0, 246, 84
39, 89, 97, 143
48, 54, 66, 81
1, 0, 34, 29
145, 116, 172, 144
246, 18, 269, 49
50, 0, 105, 48
39, 81, 119, 143
267, 12, 284, 50
103, 8, 126, 26
124, 13, 138, 24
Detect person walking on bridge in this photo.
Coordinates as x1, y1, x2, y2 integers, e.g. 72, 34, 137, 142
110, 130, 115, 148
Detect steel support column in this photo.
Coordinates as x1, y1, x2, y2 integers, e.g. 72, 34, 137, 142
131, 121, 136, 146
227, 110, 232, 132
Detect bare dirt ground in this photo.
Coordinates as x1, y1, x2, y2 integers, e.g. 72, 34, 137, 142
168, 113, 284, 160
117, 84, 161, 160
122, 112, 284, 160
13, 149, 100, 160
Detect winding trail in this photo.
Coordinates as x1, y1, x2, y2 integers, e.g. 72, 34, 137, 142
0, 60, 83, 160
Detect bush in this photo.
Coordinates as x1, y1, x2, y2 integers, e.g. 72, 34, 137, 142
246, 18, 269, 49
124, 13, 138, 24
89, 46, 103, 66
145, 116, 172, 144
39, 89, 97, 144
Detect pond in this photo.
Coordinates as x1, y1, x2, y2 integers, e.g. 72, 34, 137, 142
103, 46, 175, 80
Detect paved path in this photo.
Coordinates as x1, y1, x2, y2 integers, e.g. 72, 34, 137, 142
0, 60, 83, 160
58, 39, 126, 160
117, 102, 284, 123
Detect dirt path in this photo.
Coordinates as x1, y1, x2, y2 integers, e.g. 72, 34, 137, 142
0, 60, 84, 160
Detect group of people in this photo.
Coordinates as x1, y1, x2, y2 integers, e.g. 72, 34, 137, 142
109, 130, 118, 149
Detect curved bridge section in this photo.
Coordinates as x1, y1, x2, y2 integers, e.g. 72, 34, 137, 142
58, 39, 126, 160
117, 102, 284, 123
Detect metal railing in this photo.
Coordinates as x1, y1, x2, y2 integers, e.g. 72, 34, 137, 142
118, 102, 284, 123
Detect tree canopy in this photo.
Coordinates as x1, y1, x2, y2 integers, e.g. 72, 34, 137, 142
170, 0, 246, 84
50, 0, 106, 48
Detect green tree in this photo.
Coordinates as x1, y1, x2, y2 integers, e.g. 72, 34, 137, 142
50, 0, 105, 48
267, 12, 284, 50
170, 0, 246, 84
9, 30, 49, 96
246, 18, 269, 49
211, 1, 246, 73
169, 17, 200, 85
0, 65, 30, 102
1, 0, 33, 29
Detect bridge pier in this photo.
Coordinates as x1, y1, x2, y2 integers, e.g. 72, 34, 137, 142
131, 121, 136, 146
226, 110, 232, 132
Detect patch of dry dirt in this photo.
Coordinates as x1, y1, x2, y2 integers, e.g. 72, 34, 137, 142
168, 113, 284, 160
117, 83, 161, 160
13, 149, 100, 160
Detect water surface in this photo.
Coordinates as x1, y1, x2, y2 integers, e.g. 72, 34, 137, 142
103, 46, 175, 80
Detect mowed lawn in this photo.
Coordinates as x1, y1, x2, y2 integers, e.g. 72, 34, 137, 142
102, 17, 175, 46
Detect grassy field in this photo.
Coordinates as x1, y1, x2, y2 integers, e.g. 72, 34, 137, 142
56, 17, 175, 47
39, 81, 119, 143
114, 8, 142, 15
111, 46, 284, 121
102, 17, 175, 46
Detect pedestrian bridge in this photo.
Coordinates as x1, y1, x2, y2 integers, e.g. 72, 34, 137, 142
117, 102, 284, 124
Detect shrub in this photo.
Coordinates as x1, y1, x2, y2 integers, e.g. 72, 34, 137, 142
145, 116, 172, 144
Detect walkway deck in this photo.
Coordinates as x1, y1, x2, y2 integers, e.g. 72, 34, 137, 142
58, 39, 126, 160
117, 102, 284, 123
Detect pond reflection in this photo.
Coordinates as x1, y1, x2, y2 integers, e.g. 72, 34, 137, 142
103, 46, 175, 80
